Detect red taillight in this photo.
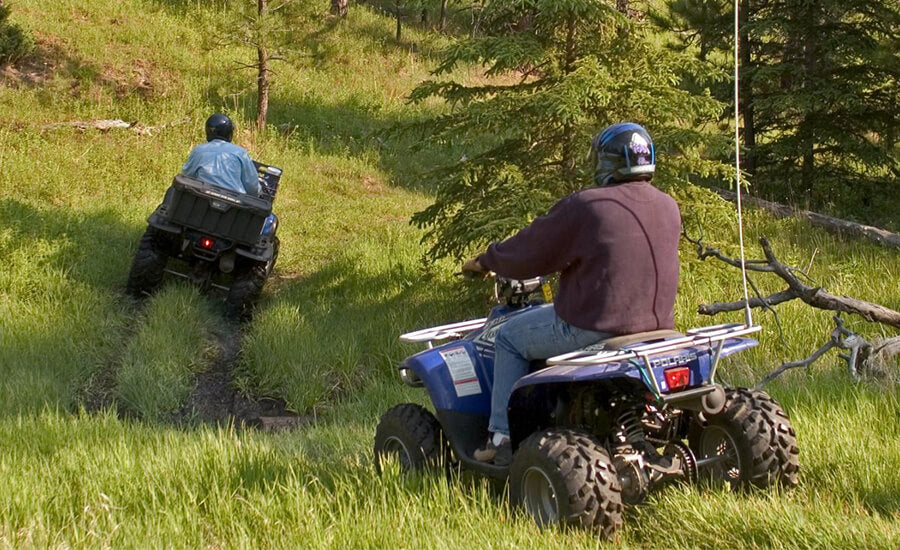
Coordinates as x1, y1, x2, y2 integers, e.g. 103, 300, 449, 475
199, 237, 214, 249
664, 366, 691, 392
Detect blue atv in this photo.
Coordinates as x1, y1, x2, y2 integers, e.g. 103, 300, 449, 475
374, 277, 799, 537
126, 161, 282, 319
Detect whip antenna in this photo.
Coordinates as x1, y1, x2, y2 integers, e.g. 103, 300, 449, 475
734, 0, 753, 327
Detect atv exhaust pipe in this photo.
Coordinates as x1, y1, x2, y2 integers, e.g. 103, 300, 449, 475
659, 384, 726, 416
700, 385, 726, 416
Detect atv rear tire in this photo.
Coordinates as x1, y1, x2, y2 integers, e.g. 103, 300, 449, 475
690, 388, 800, 490
374, 403, 448, 474
225, 263, 268, 321
509, 429, 623, 538
126, 228, 170, 297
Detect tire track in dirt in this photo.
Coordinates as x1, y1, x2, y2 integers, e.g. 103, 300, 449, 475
172, 322, 308, 430
79, 294, 307, 430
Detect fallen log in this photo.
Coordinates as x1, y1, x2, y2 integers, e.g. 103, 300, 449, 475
714, 189, 900, 250
40, 117, 190, 136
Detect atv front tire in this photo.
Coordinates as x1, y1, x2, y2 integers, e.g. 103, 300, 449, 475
509, 429, 623, 538
374, 403, 447, 474
126, 228, 170, 297
691, 388, 800, 490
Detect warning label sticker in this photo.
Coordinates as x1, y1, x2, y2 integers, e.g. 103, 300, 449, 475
440, 347, 482, 398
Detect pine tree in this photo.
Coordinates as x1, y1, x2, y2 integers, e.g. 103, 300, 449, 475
752, 0, 900, 217
0, 2, 32, 64
406, 0, 732, 260
655, 0, 900, 224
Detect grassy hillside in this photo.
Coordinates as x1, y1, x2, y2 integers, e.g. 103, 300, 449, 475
2, 0, 899, 547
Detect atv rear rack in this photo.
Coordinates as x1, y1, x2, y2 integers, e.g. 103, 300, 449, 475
547, 323, 761, 367
547, 323, 762, 396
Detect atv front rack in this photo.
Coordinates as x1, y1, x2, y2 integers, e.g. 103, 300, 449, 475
400, 318, 488, 348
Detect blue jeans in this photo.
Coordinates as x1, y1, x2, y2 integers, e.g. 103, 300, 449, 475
489, 305, 609, 436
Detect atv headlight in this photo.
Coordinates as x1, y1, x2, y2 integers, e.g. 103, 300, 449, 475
399, 367, 423, 388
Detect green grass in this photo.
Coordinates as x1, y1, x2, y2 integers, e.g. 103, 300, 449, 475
1, 0, 900, 547
2, 381, 899, 548
115, 285, 220, 421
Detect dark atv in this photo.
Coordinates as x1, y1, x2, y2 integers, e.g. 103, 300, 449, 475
375, 276, 800, 537
126, 162, 282, 319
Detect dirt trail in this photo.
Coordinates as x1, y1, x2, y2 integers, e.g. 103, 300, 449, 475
80, 305, 306, 430
172, 323, 307, 430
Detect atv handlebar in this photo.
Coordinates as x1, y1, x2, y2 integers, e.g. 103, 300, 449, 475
494, 276, 548, 306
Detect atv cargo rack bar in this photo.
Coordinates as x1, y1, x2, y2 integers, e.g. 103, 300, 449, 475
546, 323, 761, 367
548, 323, 762, 397
400, 318, 488, 348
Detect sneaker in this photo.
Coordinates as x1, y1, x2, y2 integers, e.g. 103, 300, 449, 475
473, 435, 511, 466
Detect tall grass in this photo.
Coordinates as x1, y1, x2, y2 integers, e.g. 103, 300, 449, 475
1, 0, 899, 547
2, 380, 899, 548
115, 285, 220, 420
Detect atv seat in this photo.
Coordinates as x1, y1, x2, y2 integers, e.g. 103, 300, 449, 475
597, 330, 685, 350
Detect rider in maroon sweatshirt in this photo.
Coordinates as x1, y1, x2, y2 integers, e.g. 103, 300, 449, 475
477, 178, 681, 335
462, 123, 681, 465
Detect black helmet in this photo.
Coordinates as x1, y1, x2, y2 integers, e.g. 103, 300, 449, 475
590, 122, 655, 186
205, 113, 234, 142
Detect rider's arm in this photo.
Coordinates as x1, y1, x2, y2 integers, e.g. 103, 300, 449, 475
181, 147, 199, 177
239, 150, 260, 197
478, 195, 580, 279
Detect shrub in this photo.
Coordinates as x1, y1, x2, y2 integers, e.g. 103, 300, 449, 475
0, 4, 32, 64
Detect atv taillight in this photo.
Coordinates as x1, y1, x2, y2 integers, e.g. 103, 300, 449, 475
664, 366, 691, 392
199, 237, 214, 250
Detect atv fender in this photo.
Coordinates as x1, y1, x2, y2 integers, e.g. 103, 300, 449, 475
147, 209, 182, 235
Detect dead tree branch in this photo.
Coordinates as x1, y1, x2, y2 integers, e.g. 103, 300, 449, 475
756, 316, 871, 387
688, 233, 900, 330
40, 117, 190, 136
688, 230, 900, 384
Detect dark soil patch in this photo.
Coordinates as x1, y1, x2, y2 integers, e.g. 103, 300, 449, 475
2, 32, 168, 101
172, 324, 310, 431
0, 31, 68, 87
78, 298, 308, 431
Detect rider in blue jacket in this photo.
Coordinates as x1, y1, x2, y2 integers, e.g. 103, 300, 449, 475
182, 114, 260, 197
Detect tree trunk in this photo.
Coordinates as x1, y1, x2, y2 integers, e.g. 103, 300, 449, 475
256, 0, 269, 131
440, 0, 448, 32
395, 1, 402, 41
739, 0, 755, 175
616, 0, 629, 16
330, 0, 348, 17
799, 6, 820, 197
560, 15, 578, 187
713, 189, 900, 250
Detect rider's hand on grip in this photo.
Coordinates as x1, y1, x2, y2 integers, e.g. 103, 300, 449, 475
460, 257, 489, 279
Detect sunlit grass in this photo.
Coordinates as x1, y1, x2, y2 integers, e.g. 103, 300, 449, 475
1, 0, 899, 547
1, 379, 898, 548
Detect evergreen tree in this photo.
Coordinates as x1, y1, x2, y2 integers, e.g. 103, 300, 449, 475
655, 0, 900, 224
406, 0, 732, 260
0, 2, 32, 64
752, 0, 900, 217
